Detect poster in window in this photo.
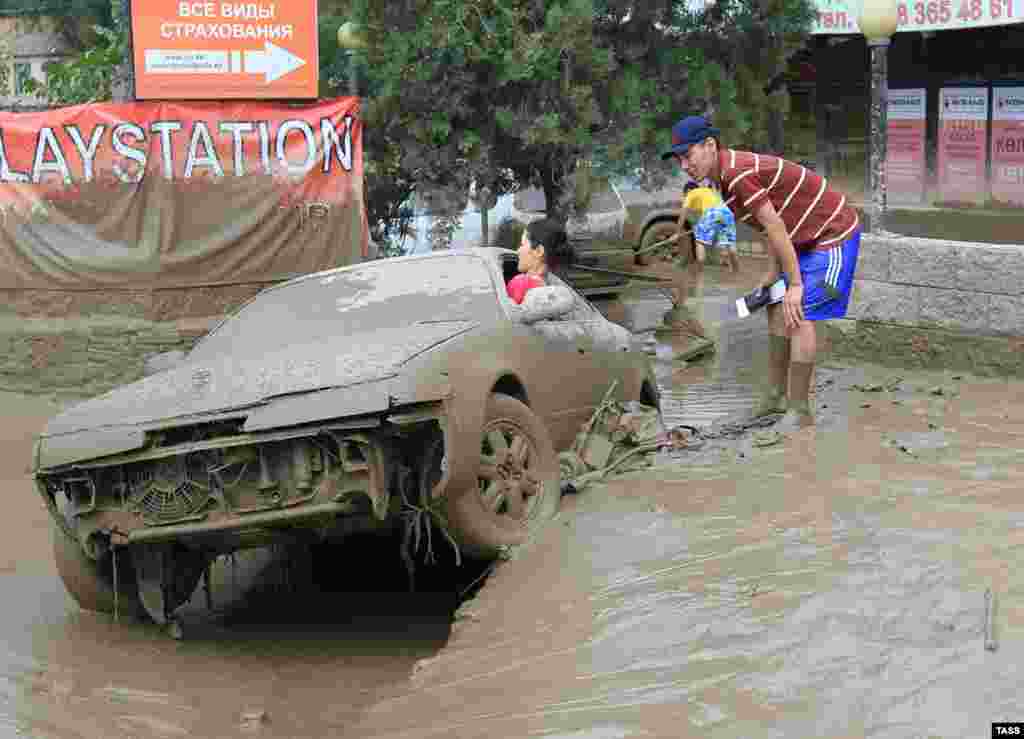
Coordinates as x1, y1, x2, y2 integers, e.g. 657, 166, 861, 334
937, 86, 989, 206
990, 86, 1024, 208
886, 88, 927, 204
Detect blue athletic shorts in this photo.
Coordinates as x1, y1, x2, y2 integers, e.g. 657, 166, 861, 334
693, 205, 737, 251
775, 229, 861, 321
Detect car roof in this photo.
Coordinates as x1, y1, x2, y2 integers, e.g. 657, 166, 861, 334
275, 248, 515, 291
195, 248, 518, 345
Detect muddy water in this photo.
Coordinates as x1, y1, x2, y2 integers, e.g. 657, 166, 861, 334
353, 369, 1024, 738
4, 265, 1024, 738
610, 268, 766, 429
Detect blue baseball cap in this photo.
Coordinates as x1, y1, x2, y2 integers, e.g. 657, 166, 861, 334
661, 116, 720, 160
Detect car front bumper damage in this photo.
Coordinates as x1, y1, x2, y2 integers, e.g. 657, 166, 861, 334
35, 401, 451, 556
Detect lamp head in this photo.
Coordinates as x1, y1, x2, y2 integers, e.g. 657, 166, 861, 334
859, 0, 899, 42
337, 22, 367, 50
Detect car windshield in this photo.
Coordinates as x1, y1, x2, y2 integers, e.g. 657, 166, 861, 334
190, 255, 502, 360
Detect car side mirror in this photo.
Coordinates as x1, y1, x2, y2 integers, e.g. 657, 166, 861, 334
143, 350, 186, 376
515, 285, 575, 324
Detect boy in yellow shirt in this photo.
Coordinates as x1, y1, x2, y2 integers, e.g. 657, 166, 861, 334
681, 181, 741, 274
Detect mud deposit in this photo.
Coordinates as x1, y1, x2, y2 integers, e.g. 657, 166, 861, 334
3, 266, 1024, 738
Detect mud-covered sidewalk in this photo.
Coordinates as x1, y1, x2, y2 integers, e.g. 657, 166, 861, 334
2, 265, 1023, 739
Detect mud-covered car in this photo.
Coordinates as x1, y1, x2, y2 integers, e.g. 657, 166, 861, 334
33, 248, 660, 627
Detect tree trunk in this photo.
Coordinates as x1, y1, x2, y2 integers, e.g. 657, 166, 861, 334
767, 102, 785, 156
540, 167, 567, 224
110, 0, 134, 102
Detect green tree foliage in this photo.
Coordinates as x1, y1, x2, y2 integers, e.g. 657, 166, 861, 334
344, 0, 815, 220
20, 0, 814, 247
0, 0, 109, 16
21, 0, 125, 104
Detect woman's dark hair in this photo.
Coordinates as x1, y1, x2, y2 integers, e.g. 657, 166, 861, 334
683, 180, 699, 194
493, 216, 526, 251
526, 217, 574, 272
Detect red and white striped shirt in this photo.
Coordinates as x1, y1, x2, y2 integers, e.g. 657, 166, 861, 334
717, 149, 859, 252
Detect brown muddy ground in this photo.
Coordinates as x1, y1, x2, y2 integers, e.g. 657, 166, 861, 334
3, 264, 1023, 738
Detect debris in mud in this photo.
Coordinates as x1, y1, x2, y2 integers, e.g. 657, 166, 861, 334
672, 336, 716, 362
851, 376, 903, 393
888, 440, 915, 456
240, 709, 269, 729
700, 413, 782, 441
751, 430, 783, 447
662, 425, 702, 450
985, 588, 998, 652
559, 382, 664, 494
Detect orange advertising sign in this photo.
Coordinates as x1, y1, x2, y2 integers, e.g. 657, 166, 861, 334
0, 98, 366, 289
131, 0, 319, 100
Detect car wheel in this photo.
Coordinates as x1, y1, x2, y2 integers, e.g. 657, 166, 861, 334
445, 393, 561, 559
52, 522, 142, 616
636, 220, 679, 266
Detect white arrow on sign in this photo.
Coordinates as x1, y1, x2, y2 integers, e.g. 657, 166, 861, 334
244, 41, 306, 83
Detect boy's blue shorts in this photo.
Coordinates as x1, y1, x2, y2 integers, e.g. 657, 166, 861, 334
694, 205, 737, 250
774, 229, 861, 321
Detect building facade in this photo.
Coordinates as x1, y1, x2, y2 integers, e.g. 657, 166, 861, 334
0, 15, 73, 109
789, 1, 1024, 209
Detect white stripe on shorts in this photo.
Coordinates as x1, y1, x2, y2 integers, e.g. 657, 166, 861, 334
826, 245, 843, 287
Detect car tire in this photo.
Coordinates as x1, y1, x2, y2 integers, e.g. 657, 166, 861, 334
636, 220, 679, 266
52, 522, 143, 616
444, 393, 561, 560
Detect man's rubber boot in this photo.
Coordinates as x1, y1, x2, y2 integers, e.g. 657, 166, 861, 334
657, 305, 710, 341
775, 360, 815, 430
752, 335, 790, 418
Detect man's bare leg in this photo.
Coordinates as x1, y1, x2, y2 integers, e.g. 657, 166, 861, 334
784, 318, 817, 427
752, 302, 791, 417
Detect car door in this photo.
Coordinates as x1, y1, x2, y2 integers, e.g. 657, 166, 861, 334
533, 274, 630, 437
513, 277, 606, 449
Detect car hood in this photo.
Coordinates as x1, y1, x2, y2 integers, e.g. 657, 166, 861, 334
41, 322, 477, 438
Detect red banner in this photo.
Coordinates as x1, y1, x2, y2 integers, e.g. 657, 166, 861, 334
937, 86, 989, 206
0, 98, 366, 289
990, 86, 1024, 207
886, 88, 927, 204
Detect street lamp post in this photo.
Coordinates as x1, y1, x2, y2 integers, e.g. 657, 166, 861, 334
859, 0, 899, 234
337, 22, 365, 97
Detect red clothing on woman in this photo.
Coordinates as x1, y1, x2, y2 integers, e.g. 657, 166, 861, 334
506, 273, 545, 304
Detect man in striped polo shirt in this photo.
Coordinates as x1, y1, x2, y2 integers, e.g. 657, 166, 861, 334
661, 116, 861, 429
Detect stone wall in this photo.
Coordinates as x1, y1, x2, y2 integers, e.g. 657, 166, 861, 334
821, 234, 1024, 376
